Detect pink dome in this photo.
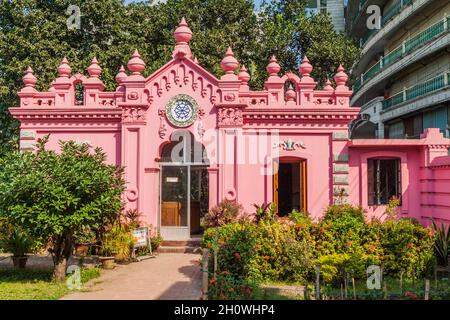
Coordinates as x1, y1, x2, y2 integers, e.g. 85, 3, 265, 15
127, 49, 146, 75
115, 65, 127, 84
57, 57, 72, 78
87, 57, 102, 78
299, 56, 313, 77
323, 78, 334, 91
220, 47, 239, 74
285, 84, 296, 102
334, 64, 348, 86
174, 17, 192, 44
238, 65, 250, 84
266, 55, 280, 76
22, 67, 37, 88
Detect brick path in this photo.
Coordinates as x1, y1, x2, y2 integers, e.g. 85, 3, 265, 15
61, 253, 202, 300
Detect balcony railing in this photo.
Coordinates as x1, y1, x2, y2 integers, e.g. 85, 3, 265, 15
382, 71, 450, 110
359, 0, 413, 47
353, 17, 449, 94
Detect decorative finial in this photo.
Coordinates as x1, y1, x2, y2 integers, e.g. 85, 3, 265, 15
22, 67, 37, 88
57, 57, 72, 78
285, 84, 296, 102
238, 65, 250, 85
334, 64, 348, 87
194, 57, 199, 64
127, 49, 146, 75
115, 65, 127, 84
87, 57, 102, 78
324, 78, 334, 91
299, 56, 313, 77
174, 17, 193, 44
266, 55, 281, 76
220, 47, 239, 74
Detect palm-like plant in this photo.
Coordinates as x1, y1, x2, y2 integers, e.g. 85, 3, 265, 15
0, 229, 33, 257
432, 220, 450, 266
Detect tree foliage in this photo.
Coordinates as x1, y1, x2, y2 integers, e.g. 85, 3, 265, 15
0, 0, 360, 155
0, 137, 125, 281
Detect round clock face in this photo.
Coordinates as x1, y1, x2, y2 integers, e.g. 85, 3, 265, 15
165, 95, 198, 127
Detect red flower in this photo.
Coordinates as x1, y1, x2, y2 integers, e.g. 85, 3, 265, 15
347, 241, 353, 246
264, 255, 270, 261
234, 252, 241, 259
407, 243, 413, 249
210, 279, 216, 285
403, 292, 417, 299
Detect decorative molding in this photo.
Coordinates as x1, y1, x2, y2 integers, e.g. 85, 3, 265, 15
273, 139, 306, 151
19, 140, 35, 151
122, 105, 148, 123
158, 109, 167, 138
217, 107, 244, 127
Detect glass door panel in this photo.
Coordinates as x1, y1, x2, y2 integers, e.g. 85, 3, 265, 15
161, 166, 188, 227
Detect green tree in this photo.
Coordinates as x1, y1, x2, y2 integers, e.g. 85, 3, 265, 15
0, 137, 125, 281
0, 0, 359, 156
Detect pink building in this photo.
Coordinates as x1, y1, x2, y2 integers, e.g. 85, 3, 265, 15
10, 19, 450, 240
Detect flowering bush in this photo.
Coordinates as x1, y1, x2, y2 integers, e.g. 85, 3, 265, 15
202, 203, 437, 299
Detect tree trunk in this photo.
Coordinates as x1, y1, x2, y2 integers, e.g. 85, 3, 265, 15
53, 257, 68, 282
51, 233, 74, 282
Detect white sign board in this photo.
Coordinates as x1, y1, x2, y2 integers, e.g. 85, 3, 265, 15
133, 227, 148, 248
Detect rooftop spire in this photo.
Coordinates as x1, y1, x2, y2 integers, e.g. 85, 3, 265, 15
22, 67, 37, 88
115, 65, 127, 84
172, 17, 193, 59
266, 55, 281, 77
87, 57, 102, 78
127, 49, 146, 75
57, 57, 71, 78
220, 47, 239, 75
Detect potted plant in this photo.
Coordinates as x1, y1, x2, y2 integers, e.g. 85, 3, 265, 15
99, 235, 116, 269
0, 230, 34, 268
73, 226, 96, 256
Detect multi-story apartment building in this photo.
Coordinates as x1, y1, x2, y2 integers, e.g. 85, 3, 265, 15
308, 0, 346, 32
347, 0, 450, 139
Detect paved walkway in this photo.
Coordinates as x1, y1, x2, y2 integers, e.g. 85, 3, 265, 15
61, 253, 202, 300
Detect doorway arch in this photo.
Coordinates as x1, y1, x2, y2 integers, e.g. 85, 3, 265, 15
159, 131, 209, 240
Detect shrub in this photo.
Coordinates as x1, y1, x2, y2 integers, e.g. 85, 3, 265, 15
149, 225, 163, 252
202, 200, 244, 228
380, 218, 434, 278
432, 221, 450, 266
209, 273, 255, 300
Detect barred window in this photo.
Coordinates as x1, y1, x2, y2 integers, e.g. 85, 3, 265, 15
368, 158, 401, 205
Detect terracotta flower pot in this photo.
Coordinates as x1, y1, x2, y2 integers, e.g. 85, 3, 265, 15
99, 256, 115, 269
74, 244, 89, 256
12, 256, 28, 268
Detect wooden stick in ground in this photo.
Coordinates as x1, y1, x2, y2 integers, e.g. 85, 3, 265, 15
352, 276, 356, 300
340, 283, 344, 300
344, 273, 348, 299
425, 279, 430, 300
315, 265, 320, 300
201, 248, 209, 300
399, 270, 403, 294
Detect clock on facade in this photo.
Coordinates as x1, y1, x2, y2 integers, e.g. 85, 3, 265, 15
165, 94, 199, 127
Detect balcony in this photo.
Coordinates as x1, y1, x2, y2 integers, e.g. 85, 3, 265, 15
351, 17, 450, 104
359, 0, 413, 47
382, 71, 450, 111
352, 0, 436, 88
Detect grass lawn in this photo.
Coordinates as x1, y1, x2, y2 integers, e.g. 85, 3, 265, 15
0, 267, 101, 300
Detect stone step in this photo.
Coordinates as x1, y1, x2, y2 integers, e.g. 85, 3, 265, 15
161, 239, 202, 247
156, 246, 202, 254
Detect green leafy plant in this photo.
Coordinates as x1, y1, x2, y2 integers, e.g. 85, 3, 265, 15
432, 220, 450, 266
253, 202, 277, 223
149, 225, 163, 251
0, 229, 34, 257
0, 137, 125, 281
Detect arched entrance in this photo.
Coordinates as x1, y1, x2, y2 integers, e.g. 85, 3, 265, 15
159, 131, 209, 240
273, 158, 307, 216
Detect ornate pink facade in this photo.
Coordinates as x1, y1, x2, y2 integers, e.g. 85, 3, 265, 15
10, 18, 450, 239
